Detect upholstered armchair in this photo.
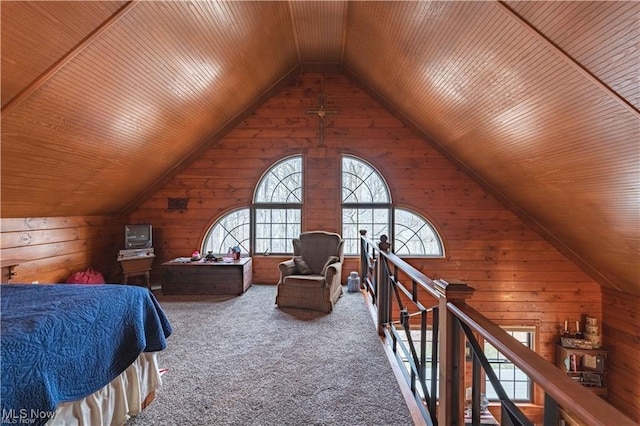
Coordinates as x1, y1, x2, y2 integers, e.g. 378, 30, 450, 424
276, 231, 344, 313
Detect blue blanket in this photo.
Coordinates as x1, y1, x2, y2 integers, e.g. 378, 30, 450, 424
1, 284, 172, 425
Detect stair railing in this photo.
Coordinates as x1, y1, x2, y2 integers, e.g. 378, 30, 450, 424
359, 231, 634, 426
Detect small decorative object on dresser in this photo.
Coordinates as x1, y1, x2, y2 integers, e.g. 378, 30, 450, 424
229, 245, 241, 260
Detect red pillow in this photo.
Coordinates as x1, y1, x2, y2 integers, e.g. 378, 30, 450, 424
66, 268, 105, 284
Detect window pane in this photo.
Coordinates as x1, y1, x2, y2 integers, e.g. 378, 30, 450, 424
255, 156, 302, 203
394, 208, 443, 256
342, 208, 389, 255
484, 330, 533, 402
255, 208, 300, 254
202, 208, 251, 255
342, 156, 390, 203
341, 155, 445, 258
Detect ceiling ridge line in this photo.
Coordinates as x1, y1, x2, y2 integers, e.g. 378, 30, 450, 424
287, 1, 304, 72
493, 0, 639, 118
1, 1, 139, 120
338, 1, 349, 68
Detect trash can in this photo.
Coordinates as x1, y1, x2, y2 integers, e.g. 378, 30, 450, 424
347, 271, 360, 292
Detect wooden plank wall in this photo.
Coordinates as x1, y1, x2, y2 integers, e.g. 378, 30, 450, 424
602, 288, 640, 422
129, 72, 604, 401
0, 216, 125, 284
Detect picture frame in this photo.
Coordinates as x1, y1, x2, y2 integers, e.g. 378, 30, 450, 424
582, 354, 604, 372
582, 372, 602, 387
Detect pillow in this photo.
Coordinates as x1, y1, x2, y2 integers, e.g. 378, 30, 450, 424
321, 256, 340, 275
293, 256, 313, 275
66, 268, 105, 284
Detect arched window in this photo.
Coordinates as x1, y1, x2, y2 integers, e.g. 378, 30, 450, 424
253, 155, 302, 254
341, 155, 444, 257
342, 156, 390, 203
201, 155, 302, 256
254, 155, 303, 203
394, 208, 443, 256
203, 154, 442, 258
202, 208, 251, 255
342, 155, 391, 254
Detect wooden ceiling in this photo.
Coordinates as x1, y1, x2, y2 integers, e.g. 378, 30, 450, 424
1, 1, 638, 295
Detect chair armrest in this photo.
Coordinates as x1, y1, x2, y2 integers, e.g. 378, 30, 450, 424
324, 262, 343, 286
278, 259, 296, 285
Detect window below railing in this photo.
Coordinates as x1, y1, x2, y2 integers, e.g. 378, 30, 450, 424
482, 328, 535, 403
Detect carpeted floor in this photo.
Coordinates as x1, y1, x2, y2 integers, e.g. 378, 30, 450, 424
127, 284, 414, 426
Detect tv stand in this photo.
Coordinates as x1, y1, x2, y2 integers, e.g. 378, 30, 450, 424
118, 249, 155, 288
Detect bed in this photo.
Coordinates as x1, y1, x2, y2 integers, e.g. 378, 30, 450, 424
1, 284, 172, 426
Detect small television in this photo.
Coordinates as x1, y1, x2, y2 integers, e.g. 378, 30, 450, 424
124, 224, 153, 249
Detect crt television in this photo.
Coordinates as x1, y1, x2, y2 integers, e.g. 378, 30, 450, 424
124, 224, 152, 249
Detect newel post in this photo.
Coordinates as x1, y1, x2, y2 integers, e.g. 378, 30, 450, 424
435, 279, 475, 426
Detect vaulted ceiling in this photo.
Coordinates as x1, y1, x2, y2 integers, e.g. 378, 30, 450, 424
1, 1, 638, 295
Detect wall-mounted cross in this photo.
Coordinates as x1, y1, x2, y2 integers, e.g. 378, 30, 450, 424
306, 93, 339, 144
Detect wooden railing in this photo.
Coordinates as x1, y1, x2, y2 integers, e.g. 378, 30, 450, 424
359, 231, 635, 426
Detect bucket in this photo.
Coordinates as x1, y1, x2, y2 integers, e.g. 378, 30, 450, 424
347, 271, 360, 292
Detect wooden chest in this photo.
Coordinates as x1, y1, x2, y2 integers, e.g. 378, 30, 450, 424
161, 257, 252, 295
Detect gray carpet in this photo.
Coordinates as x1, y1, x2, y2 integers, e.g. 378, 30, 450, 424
127, 284, 414, 426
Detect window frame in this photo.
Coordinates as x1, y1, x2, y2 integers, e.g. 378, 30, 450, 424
251, 205, 302, 255
253, 155, 303, 204
396, 325, 537, 404
252, 155, 303, 255
341, 154, 445, 258
202, 153, 446, 258
393, 207, 445, 257
201, 155, 303, 256
201, 207, 251, 255
480, 327, 536, 403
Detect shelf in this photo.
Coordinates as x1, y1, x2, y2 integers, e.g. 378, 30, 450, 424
557, 344, 607, 397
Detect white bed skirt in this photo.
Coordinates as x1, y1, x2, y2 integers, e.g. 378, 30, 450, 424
48, 352, 161, 426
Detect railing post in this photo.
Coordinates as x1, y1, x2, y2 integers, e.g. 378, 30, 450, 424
376, 245, 390, 336
359, 230, 367, 289
376, 235, 393, 335
435, 279, 475, 426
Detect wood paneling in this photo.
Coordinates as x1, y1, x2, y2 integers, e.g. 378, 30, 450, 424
0, 216, 125, 284
130, 73, 604, 384
0, 1, 127, 108
602, 288, 640, 423
1, 1, 637, 297
289, 1, 347, 69
341, 1, 639, 296
1, 1, 298, 217
505, 1, 639, 109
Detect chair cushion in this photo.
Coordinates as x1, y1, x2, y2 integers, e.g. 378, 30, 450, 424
283, 275, 326, 289
321, 256, 340, 275
293, 256, 313, 275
